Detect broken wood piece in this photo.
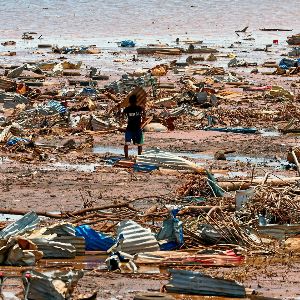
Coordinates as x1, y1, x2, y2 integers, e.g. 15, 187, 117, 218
292, 150, 300, 176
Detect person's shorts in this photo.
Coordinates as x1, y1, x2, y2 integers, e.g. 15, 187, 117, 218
125, 129, 144, 145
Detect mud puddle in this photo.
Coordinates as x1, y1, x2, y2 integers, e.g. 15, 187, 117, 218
259, 129, 281, 137
42, 162, 103, 172
0, 214, 25, 222
0, 212, 59, 222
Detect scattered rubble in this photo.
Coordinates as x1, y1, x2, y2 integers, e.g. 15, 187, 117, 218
0, 22, 300, 300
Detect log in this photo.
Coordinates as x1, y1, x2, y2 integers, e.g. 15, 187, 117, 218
0, 208, 63, 218
218, 181, 251, 191
218, 177, 300, 191
0, 202, 136, 219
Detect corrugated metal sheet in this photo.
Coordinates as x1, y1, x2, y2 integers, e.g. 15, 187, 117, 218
136, 148, 201, 172
257, 224, 300, 240
91, 115, 118, 131
124, 86, 147, 108
165, 269, 246, 297
31, 238, 76, 258
0, 212, 39, 239
43, 223, 75, 236
7, 65, 24, 79
117, 220, 159, 254
23, 270, 83, 300
54, 236, 85, 255
0, 92, 28, 108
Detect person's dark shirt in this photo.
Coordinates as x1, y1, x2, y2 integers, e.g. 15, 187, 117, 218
124, 105, 143, 131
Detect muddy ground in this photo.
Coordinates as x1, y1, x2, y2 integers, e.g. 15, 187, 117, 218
0, 28, 300, 299
1, 129, 300, 299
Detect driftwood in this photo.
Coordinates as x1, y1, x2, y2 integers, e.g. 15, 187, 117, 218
70, 202, 137, 216
0, 209, 63, 219
219, 177, 300, 191
292, 150, 300, 176
178, 205, 234, 215
0, 202, 135, 219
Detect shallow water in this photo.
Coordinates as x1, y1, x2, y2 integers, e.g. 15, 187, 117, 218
93, 145, 289, 169
0, 0, 299, 46
43, 161, 102, 172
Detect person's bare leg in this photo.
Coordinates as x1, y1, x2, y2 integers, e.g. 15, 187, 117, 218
138, 145, 142, 155
124, 144, 129, 158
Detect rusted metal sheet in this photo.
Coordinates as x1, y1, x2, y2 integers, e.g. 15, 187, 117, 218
136, 47, 182, 55
165, 269, 246, 297
118, 86, 147, 109
116, 220, 159, 254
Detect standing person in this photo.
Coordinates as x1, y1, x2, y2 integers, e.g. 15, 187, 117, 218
123, 94, 145, 158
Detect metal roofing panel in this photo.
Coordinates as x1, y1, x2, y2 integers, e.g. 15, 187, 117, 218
117, 220, 159, 254
165, 269, 246, 297
54, 236, 85, 255
0, 92, 28, 109
31, 238, 76, 258
136, 148, 200, 172
43, 223, 76, 237
23, 270, 83, 300
0, 212, 39, 239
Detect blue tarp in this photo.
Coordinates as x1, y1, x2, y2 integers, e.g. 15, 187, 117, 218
157, 209, 184, 250
279, 58, 300, 70
120, 40, 136, 47
133, 163, 158, 172
77, 87, 97, 96
75, 225, 116, 251
6, 137, 30, 146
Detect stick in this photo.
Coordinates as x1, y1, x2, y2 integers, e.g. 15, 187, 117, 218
292, 150, 300, 176
0, 209, 63, 219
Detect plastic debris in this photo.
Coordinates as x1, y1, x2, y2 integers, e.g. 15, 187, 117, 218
75, 225, 116, 251
120, 40, 136, 47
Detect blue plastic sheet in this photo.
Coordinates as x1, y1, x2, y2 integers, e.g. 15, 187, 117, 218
75, 225, 116, 251
78, 87, 97, 96
6, 137, 30, 146
133, 163, 158, 172
279, 58, 300, 70
157, 209, 184, 250
120, 40, 136, 47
